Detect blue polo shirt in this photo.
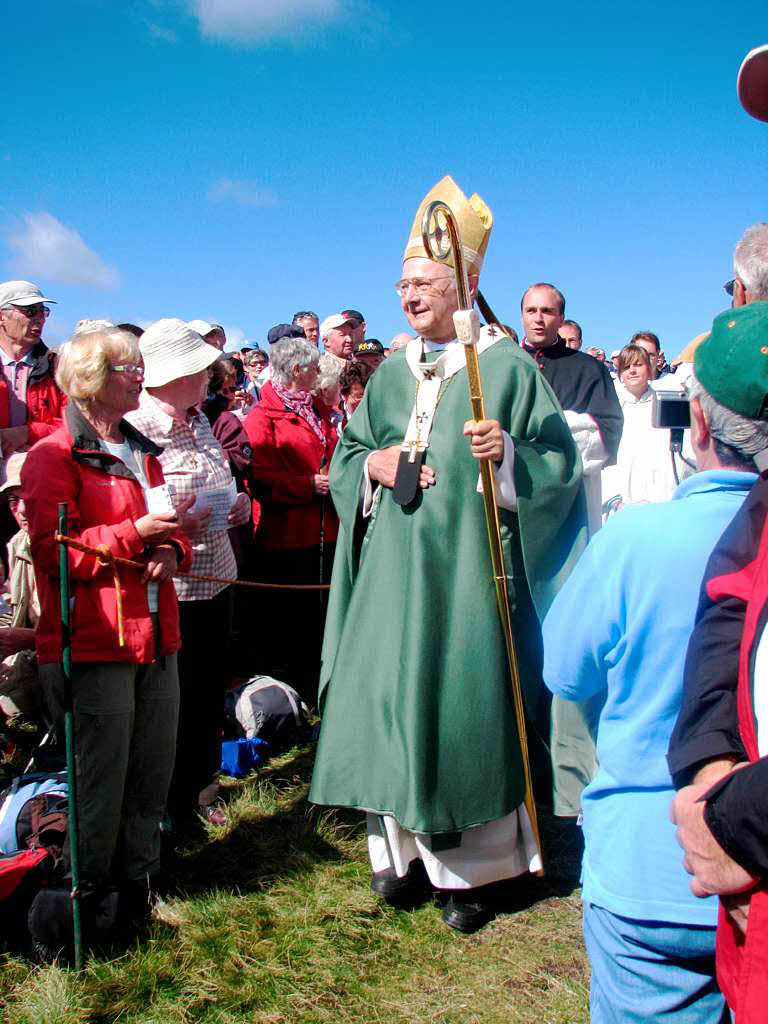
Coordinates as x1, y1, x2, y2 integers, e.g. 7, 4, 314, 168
543, 470, 756, 925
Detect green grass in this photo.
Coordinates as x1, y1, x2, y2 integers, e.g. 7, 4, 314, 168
0, 749, 589, 1023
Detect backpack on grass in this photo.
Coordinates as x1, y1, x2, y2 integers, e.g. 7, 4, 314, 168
226, 676, 311, 751
0, 772, 70, 954
0, 771, 68, 858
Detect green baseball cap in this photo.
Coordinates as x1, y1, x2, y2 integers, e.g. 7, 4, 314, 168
694, 302, 768, 419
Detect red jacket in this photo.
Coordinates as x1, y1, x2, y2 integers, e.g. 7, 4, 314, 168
244, 381, 338, 550
23, 403, 192, 665
706, 532, 768, 1024
0, 342, 66, 443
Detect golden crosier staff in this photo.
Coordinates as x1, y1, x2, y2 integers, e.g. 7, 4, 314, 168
421, 199, 544, 874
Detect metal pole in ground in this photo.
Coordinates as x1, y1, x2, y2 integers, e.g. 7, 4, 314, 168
58, 502, 83, 971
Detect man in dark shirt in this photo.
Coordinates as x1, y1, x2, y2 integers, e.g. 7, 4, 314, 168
521, 282, 622, 525
521, 282, 623, 818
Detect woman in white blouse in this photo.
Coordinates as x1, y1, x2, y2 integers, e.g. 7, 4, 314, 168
602, 344, 689, 511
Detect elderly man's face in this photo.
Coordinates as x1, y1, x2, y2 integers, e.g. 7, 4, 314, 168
522, 287, 564, 349
399, 257, 459, 342
325, 323, 355, 359
296, 317, 319, 345
0, 303, 48, 351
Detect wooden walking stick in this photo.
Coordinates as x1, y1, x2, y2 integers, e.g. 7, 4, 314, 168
58, 503, 84, 969
421, 202, 544, 873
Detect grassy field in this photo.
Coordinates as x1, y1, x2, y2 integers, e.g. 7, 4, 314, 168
0, 748, 589, 1024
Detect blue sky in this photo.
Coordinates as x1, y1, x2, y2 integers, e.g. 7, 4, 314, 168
3, 0, 766, 359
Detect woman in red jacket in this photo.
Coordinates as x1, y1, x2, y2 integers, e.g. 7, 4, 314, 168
22, 326, 191, 939
244, 337, 338, 706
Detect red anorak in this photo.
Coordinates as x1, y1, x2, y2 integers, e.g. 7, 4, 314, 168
23, 404, 191, 665
244, 381, 338, 550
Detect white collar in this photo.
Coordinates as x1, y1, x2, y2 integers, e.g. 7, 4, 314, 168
618, 382, 653, 405
0, 349, 35, 367
404, 326, 502, 383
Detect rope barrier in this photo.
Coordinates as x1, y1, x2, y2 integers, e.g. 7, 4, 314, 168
55, 532, 331, 649
54, 533, 331, 591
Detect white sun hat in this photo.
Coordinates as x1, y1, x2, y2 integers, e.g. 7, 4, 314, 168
140, 318, 221, 387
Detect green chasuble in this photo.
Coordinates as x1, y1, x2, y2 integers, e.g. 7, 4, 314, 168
309, 331, 587, 834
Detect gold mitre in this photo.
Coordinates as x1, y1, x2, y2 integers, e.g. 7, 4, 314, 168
403, 175, 493, 275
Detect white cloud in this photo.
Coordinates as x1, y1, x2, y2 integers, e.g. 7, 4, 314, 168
191, 0, 341, 42
207, 178, 279, 208
7, 212, 119, 290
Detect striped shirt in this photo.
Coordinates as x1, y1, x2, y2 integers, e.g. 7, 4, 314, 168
126, 392, 236, 601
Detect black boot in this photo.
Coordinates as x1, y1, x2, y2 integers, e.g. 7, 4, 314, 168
442, 887, 495, 934
27, 883, 119, 964
116, 876, 157, 942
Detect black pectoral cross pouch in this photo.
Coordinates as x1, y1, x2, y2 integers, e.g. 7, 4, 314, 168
392, 448, 424, 506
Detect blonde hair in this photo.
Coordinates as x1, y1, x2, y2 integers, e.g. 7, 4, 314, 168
55, 328, 140, 404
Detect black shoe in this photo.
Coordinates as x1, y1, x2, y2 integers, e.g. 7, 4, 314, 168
442, 892, 494, 934
371, 859, 430, 909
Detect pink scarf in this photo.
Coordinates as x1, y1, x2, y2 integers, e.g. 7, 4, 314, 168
272, 380, 326, 445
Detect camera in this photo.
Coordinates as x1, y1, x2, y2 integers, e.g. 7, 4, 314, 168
651, 381, 691, 430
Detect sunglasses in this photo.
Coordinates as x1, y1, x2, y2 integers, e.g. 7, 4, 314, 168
12, 303, 51, 319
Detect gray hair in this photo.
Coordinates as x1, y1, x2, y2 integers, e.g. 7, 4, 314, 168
315, 353, 343, 394
733, 222, 768, 300
269, 337, 319, 386
689, 373, 768, 469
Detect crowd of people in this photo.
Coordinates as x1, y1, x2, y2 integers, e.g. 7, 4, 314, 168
1, 180, 768, 1023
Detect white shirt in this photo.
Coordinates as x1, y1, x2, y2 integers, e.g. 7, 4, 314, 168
602, 383, 692, 506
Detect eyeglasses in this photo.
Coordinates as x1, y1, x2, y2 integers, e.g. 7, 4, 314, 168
109, 363, 144, 376
724, 279, 735, 296
394, 276, 454, 298
12, 303, 50, 319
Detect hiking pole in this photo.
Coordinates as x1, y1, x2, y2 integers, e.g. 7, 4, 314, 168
58, 503, 83, 971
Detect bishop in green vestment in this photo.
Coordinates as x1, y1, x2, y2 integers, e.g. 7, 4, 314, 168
309, 176, 587, 930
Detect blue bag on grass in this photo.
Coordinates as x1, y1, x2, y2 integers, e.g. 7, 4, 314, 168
220, 737, 268, 778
